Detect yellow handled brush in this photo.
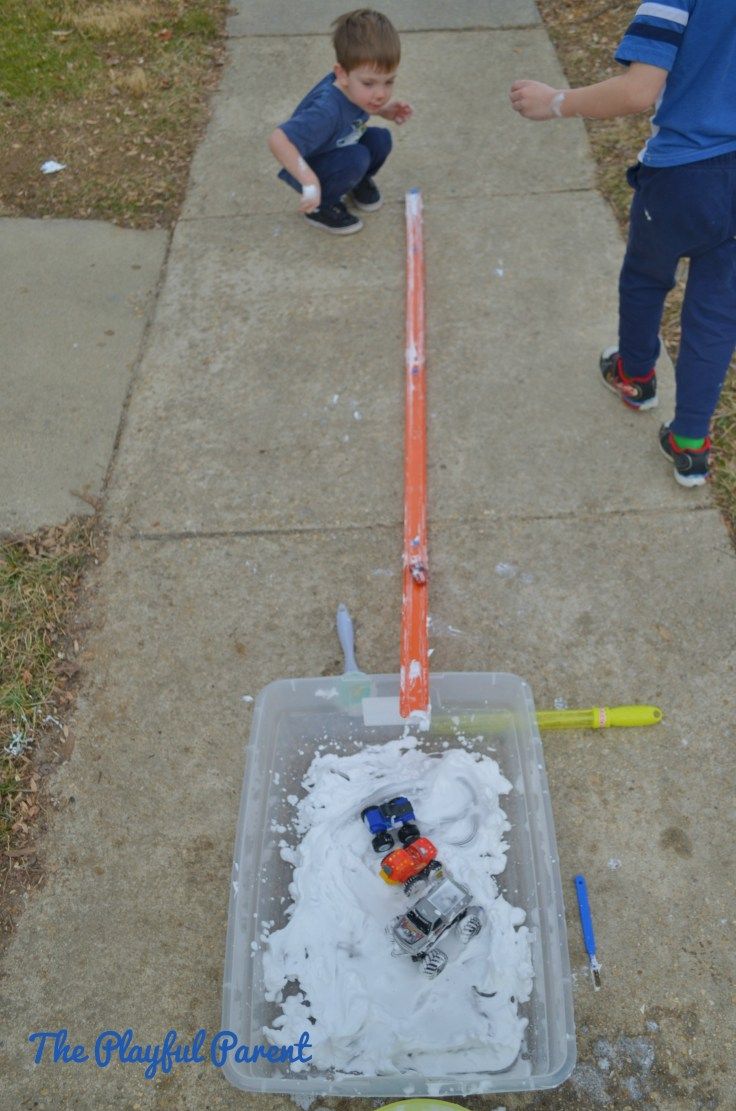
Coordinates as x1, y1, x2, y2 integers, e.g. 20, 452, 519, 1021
536, 705, 662, 730
430, 704, 662, 735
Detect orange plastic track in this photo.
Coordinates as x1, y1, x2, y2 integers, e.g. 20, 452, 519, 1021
399, 189, 430, 720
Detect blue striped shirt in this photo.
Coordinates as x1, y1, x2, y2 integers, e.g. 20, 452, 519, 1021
615, 1, 736, 165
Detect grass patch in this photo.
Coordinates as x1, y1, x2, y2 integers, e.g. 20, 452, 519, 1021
0, 2, 100, 101
70, 2, 157, 37
0, 0, 228, 228
537, 0, 736, 538
0, 519, 98, 840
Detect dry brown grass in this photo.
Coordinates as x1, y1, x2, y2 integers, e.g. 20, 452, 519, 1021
69, 2, 153, 36
112, 65, 150, 96
0, 1, 228, 228
1, 517, 102, 949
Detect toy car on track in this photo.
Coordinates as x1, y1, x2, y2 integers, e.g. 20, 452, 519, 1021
389, 875, 484, 977
379, 837, 443, 891
360, 796, 420, 853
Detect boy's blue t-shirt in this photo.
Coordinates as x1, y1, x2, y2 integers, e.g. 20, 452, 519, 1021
277, 74, 369, 179
615, 0, 736, 166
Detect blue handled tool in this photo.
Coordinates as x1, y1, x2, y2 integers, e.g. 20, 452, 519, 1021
574, 874, 602, 989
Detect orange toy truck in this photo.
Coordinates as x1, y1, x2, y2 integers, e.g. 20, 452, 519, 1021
379, 837, 443, 893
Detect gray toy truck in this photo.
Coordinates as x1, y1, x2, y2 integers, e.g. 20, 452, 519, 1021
389, 875, 484, 977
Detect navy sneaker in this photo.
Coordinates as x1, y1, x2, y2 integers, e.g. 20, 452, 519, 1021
350, 176, 383, 212
600, 346, 658, 410
305, 201, 363, 235
659, 423, 710, 487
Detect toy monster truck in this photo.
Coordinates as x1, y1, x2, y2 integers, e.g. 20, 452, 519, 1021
379, 837, 443, 892
389, 875, 484, 978
360, 796, 420, 853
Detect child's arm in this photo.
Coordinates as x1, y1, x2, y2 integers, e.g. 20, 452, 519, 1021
377, 99, 413, 125
267, 128, 321, 212
510, 62, 667, 122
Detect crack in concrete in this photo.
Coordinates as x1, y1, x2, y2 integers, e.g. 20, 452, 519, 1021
131, 504, 716, 542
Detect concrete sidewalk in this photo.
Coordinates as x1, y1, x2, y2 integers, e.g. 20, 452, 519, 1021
1, 2, 734, 1107
0, 219, 167, 535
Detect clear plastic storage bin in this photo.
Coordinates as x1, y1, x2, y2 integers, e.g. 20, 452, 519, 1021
222, 671, 575, 1096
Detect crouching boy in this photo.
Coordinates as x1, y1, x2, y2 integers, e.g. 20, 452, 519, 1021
268, 8, 412, 234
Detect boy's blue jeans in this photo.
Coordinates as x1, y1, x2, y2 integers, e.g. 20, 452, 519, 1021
619, 149, 736, 439
279, 126, 392, 207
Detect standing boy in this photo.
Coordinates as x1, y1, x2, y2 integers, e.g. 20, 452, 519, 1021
268, 8, 412, 235
510, 2, 736, 486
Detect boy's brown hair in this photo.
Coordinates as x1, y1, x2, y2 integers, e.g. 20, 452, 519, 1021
331, 9, 401, 73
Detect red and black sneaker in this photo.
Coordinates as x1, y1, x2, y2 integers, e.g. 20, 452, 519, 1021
658, 423, 710, 487
599, 346, 658, 410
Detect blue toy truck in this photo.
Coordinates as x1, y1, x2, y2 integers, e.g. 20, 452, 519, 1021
360, 796, 421, 853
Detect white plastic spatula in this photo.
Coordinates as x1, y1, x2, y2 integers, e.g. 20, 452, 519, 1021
336, 604, 372, 710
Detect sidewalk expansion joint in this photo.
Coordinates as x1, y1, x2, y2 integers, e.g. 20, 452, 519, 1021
132, 503, 716, 543
133, 523, 402, 542
178, 186, 594, 225
227, 26, 540, 41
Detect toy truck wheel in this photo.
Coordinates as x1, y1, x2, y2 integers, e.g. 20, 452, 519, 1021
398, 822, 420, 846
403, 860, 443, 895
372, 831, 394, 854
422, 948, 448, 978
458, 912, 483, 944
403, 873, 424, 895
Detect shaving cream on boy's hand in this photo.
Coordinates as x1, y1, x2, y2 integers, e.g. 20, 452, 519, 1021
549, 91, 566, 118
302, 184, 318, 201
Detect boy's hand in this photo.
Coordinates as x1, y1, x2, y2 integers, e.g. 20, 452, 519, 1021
298, 179, 321, 213
509, 80, 564, 121
379, 99, 413, 125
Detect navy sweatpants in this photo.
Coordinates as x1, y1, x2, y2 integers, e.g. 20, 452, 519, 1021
279, 126, 392, 207
619, 150, 736, 439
